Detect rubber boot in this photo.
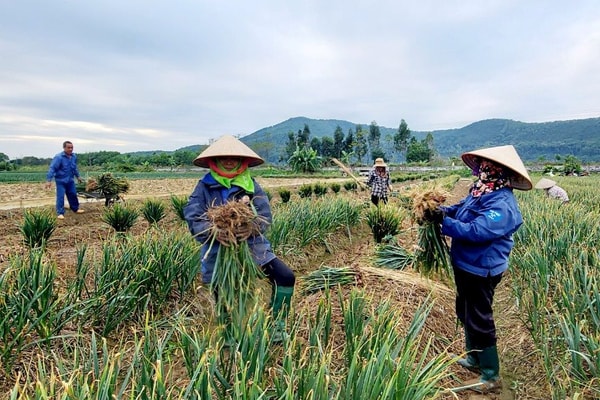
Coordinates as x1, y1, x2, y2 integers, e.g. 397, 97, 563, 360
457, 345, 502, 394
456, 332, 480, 372
270, 286, 294, 343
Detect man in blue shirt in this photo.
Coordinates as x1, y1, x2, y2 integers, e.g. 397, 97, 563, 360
45, 141, 84, 219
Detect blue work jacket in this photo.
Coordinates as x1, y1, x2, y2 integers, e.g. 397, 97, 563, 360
46, 152, 80, 183
441, 187, 523, 277
183, 173, 275, 284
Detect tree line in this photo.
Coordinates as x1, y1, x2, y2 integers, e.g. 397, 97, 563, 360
283, 120, 436, 172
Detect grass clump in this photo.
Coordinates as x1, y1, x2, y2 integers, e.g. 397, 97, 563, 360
170, 194, 188, 221
365, 204, 404, 244
141, 198, 167, 226
102, 203, 139, 233
278, 188, 291, 203
20, 208, 57, 249
313, 182, 328, 197
298, 184, 313, 198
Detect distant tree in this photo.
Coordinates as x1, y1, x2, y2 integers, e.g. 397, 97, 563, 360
333, 126, 344, 159
288, 147, 322, 173
284, 132, 297, 160
393, 119, 412, 160
16, 156, 50, 167
406, 137, 434, 163
340, 150, 354, 166
0, 152, 9, 162
424, 132, 435, 156
563, 155, 582, 175
321, 136, 335, 158
368, 121, 381, 151
343, 129, 354, 155
172, 149, 197, 166
0, 161, 14, 171
298, 124, 311, 149
310, 137, 321, 155
354, 125, 368, 165
370, 148, 386, 163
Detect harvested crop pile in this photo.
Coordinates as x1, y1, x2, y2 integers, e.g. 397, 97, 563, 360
411, 188, 451, 276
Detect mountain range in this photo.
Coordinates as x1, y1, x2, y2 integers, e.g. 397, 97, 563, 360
180, 116, 600, 164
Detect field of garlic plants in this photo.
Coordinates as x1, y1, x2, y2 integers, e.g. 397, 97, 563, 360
0, 172, 598, 399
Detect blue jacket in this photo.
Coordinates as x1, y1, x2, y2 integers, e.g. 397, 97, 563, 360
183, 173, 275, 284
46, 152, 80, 183
441, 187, 523, 277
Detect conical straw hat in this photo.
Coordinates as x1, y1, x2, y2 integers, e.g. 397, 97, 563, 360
535, 178, 556, 189
461, 145, 532, 191
193, 135, 264, 168
373, 158, 387, 168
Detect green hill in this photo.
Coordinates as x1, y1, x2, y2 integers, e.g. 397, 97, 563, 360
232, 116, 600, 164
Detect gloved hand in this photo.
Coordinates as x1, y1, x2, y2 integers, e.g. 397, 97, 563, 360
424, 208, 444, 224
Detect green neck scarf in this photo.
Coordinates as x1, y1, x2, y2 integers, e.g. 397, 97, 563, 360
209, 158, 255, 193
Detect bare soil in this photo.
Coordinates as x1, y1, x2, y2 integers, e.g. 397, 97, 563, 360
0, 178, 545, 399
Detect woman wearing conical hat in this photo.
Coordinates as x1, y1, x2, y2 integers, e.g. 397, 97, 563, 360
183, 135, 295, 344
431, 145, 532, 394
535, 178, 569, 204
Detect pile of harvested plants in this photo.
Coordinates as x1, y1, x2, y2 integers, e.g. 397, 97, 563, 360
86, 173, 130, 205
411, 188, 451, 276
204, 200, 266, 338
373, 240, 414, 270
301, 265, 358, 295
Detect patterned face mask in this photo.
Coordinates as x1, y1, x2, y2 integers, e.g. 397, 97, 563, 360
470, 159, 511, 197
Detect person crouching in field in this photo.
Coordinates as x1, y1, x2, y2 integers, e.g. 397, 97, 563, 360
183, 135, 295, 343
535, 178, 569, 204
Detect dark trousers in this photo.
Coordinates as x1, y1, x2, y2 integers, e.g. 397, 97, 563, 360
262, 257, 296, 287
213, 257, 295, 302
453, 266, 503, 349
371, 194, 388, 206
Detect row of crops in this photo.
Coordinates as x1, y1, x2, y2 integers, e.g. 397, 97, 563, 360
512, 176, 600, 398
1, 174, 598, 398
1, 193, 457, 399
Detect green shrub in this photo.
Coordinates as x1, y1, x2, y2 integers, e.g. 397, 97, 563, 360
20, 209, 57, 249
365, 205, 404, 244
170, 194, 188, 221
298, 184, 313, 198
330, 183, 341, 193
278, 188, 291, 203
102, 203, 139, 233
313, 182, 328, 197
344, 181, 357, 191
141, 198, 167, 226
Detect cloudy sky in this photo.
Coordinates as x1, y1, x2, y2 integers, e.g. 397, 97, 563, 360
1, 1, 599, 159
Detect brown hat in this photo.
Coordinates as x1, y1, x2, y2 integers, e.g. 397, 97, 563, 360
461, 145, 532, 191
373, 158, 387, 168
193, 135, 264, 168
535, 178, 556, 189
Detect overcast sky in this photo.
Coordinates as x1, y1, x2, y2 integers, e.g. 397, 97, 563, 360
1, 1, 599, 159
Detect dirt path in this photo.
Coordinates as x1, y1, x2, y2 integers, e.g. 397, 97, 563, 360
0, 177, 352, 210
